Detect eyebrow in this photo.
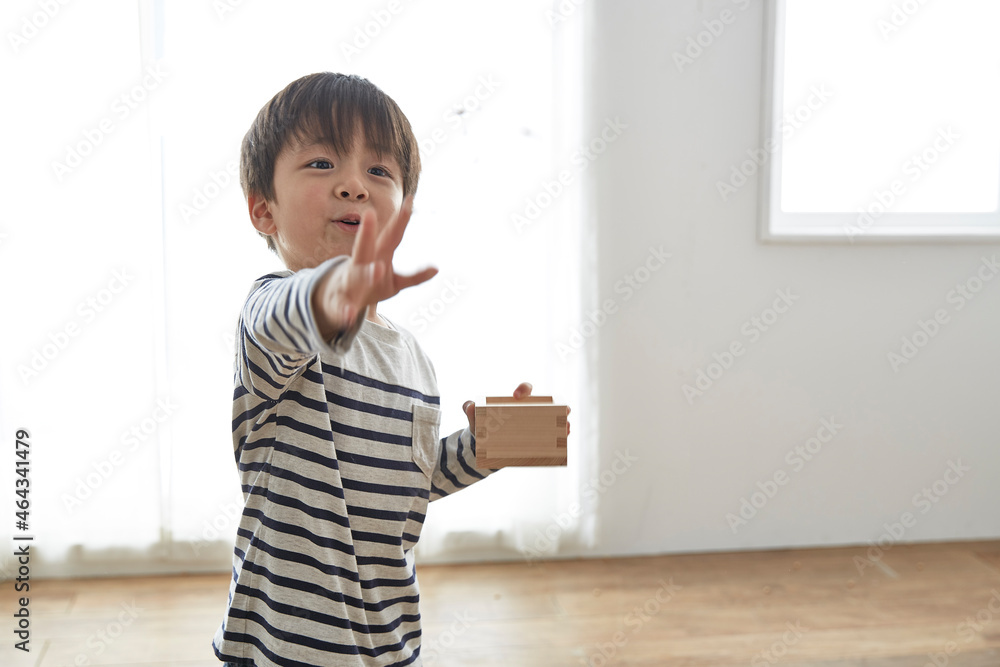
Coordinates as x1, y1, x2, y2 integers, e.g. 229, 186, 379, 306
291, 140, 338, 153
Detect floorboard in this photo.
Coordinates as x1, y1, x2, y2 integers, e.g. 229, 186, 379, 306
4, 540, 999, 666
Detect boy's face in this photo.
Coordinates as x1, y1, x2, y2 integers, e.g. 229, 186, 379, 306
249, 129, 405, 271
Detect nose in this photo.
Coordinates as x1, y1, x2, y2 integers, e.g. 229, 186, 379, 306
336, 169, 368, 202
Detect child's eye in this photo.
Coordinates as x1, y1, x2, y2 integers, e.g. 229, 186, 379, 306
369, 166, 390, 177
308, 160, 333, 169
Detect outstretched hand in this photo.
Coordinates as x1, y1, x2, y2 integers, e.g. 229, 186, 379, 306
463, 383, 572, 435
313, 196, 437, 339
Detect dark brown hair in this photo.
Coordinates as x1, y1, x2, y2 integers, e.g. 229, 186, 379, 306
240, 73, 421, 251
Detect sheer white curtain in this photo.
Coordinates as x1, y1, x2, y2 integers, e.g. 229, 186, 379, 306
0, 0, 595, 578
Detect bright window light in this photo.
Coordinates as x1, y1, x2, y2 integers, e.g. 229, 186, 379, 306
761, 0, 1000, 241
0, 0, 588, 576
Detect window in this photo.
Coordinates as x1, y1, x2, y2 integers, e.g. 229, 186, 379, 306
758, 0, 1000, 242
0, 0, 593, 577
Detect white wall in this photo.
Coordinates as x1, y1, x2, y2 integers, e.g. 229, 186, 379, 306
580, 0, 1000, 558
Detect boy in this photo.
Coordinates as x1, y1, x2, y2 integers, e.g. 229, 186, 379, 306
213, 72, 536, 666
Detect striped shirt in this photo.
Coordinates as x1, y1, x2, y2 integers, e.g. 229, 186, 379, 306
213, 257, 495, 667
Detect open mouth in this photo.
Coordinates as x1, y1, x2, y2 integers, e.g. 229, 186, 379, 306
332, 215, 362, 231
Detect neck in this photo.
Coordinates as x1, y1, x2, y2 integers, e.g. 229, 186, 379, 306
366, 308, 389, 328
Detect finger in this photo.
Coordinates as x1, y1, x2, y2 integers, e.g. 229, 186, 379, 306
392, 266, 438, 292
513, 382, 533, 399
376, 196, 413, 260
463, 400, 475, 429
352, 208, 378, 265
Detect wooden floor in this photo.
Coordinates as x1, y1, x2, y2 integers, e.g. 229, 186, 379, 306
5, 540, 1000, 666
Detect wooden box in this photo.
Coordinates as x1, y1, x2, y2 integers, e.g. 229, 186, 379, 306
475, 396, 568, 468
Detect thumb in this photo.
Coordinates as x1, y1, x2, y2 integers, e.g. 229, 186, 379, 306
463, 400, 475, 425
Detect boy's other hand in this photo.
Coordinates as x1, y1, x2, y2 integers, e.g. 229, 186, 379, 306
313, 196, 437, 339
463, 383, 571, 435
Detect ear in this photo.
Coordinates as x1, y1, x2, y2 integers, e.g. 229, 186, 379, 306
248, 193, 277, 236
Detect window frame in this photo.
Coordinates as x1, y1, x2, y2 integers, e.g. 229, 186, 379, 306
757, 0, 1000, 244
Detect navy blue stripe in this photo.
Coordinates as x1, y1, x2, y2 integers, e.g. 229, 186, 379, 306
275, 282, 307, 352
281, 390, 330, 416
245, 327, 302, 379
278, 441, 340, 471
274, 414, 335, 444
330, 419, 410, 446
240, 533, 417, 590
347, 505, 410, 523
234, 584, 419, 635
341, 476, 429, 500
244, 530, 359, 581
243, 507, 355, 558
223, 622, 421, 663
322, 361, 440, 405
237, 550, 412, 606
292, 281, 313, 347
233, 400, 272, 432
356, 554, 408, 568
454, 432, 486, 482
350, 530, 400, 547
247, 486, 350, 529
219, 631, 339, 667
245, 463, 346, 500
338, 449, 420, 473
327, 389, 413, 421
434, 435, 467, 491
245, 355, 286, 394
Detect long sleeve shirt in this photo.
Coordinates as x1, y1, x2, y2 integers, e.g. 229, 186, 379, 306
213, 257, 495, 667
